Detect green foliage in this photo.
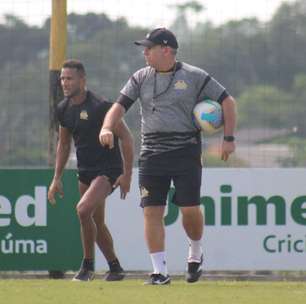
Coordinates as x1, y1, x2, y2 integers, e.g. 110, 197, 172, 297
278, 137, 306, 167
237, 72, 306, 136
291, 74, 306, 135
1, 1, 306, 167
170, 1, 204, 14
267, 2, 306, 89
0, 15, 49, 68
0, 60, 49, 166
237, 85, 292, 128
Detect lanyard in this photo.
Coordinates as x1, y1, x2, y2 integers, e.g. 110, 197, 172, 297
152, 62, 177, 112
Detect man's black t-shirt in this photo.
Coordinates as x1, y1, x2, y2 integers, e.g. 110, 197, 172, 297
56, 91, 123, 172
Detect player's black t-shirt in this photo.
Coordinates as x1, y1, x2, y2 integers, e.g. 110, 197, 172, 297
56, 91, 123, 172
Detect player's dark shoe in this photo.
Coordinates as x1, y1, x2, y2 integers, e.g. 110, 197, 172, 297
144, 273, 171, 285
72, 268, 94, 282
186, 255, 203, 283
104, 266, 125, 281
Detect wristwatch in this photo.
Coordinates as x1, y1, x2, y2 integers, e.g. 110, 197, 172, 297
223, 136, 235, 142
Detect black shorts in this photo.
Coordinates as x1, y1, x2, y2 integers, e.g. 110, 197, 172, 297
139, 167, 202, 208
77, 169, 122, 187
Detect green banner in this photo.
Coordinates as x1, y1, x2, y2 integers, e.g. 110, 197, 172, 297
0, 169, 82, 271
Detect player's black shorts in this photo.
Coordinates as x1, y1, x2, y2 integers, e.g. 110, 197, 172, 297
139, 167, 202, 208
77, 168, 122, 187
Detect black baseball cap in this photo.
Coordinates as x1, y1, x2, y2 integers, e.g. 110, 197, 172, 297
134, 28, 178, 49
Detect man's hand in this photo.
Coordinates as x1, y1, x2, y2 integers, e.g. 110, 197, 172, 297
48, 178, 64, 205
113, 173, 132, 199
221, 141, 236, 161
99, 128, 114, 149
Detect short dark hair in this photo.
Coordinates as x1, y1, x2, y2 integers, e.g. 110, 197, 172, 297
62, 59, 86, 76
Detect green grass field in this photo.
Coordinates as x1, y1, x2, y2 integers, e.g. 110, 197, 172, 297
1, 280, 306, 304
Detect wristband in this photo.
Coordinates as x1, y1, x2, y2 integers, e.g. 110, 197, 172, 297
224, 136, 235, 142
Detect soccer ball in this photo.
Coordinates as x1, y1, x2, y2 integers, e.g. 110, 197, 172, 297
193, 100, 224, 135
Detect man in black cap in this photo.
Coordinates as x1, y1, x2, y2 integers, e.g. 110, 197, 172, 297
100, 28, 237, 285
134, 28, 178, 49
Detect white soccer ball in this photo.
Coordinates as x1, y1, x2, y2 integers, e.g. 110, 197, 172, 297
193, 100, 224, 135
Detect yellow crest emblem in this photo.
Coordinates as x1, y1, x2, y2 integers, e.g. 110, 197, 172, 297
80, 110, 88, 120
140, 187, 149, 198
174, 80, 188, 90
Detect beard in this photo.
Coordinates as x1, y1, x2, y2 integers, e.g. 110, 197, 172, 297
64, 87, 81, 98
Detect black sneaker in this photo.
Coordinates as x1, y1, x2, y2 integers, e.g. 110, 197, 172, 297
104, 267, 125, 281
186, 255, 203, 283
72, 268, 94, 282
144, 273, 171, 285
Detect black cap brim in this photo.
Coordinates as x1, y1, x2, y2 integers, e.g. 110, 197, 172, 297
134, 39, 155, 47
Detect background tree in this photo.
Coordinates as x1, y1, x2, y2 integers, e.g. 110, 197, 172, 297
0, 0, 305, 167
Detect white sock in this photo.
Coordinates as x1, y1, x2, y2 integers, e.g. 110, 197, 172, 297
150, 251, 168, 276
188, 239, 203, 263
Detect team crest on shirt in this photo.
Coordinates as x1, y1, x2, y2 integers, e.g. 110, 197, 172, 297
80, 110, 88, 120
174, 80, 188, 90
140, 186, 149, 198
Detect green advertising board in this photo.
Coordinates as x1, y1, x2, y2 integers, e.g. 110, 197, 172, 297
0, 169, 82, 271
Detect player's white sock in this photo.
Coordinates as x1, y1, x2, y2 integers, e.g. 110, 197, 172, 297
188, 239, 203, 263
150, 251, 168, 276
